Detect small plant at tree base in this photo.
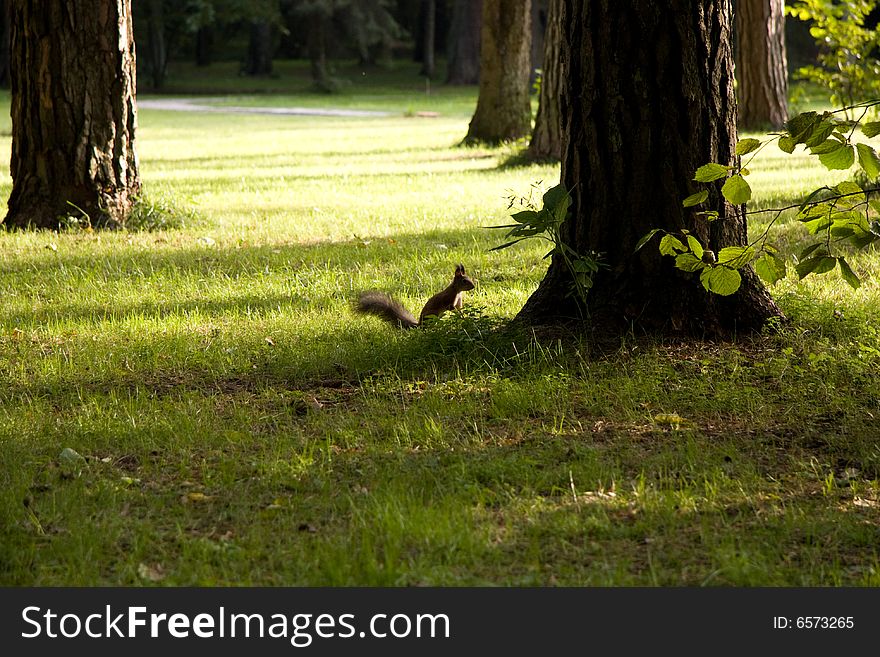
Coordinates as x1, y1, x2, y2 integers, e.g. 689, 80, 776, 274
491, 182, 604, 312
639, 100, 880, 295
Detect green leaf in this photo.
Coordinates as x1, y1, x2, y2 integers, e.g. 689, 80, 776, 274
856, 143, 880, 179
838, 258, 861, 289
721, 174, 752, 205
634, 229, 663, 253
785, 111, 818, 142
735, 138, 762, 156
716, 245, 755, 269
795, 255, 837, 279
754, 253, 786, 285
799, 243, 826, 260
696, 210, 720, 222
804, 119, 836, 148
778, 135, 796, 154
862, 121, 880, 138
675, 253, 705, 272
682, 190, 709, 207
659, 234, 687, 256
699, 267, 742, 296
510, 210, 539, 224
817, 143, 855, 171
488, 239, 527, 252
686, 235, 704, 259
694, 163, 730, 182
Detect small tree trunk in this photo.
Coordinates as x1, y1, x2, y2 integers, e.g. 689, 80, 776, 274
420, 0, 436, 78
518, 0, 782, 336
530, 0, 547, 88
307, 12, 331, 91
244, 20, 273, 76
527, 0, 563, 160
195, 25, 213, 67
4, 0, 140, 230
446, 0, 481, 85
146, 0, 167, 90
735, 0, 788, 130
464, 0, 532, 144
0, 0, 10, 88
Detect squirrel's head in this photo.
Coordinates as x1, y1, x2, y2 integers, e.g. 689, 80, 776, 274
453, 264, 475, 291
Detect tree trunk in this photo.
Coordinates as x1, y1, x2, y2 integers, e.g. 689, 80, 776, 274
530, 0, 547, 88
145, 0, 166, 90
4, 0, 140, 230
307, 11, 331, 92
527, 0, 563, 160
195, 25, 213, 67
517, 0, 782, 336
735, 0, 788, 130
0, 0, 10, 88
244, 19, 273, 76
446, 0, 481, 85
464, 0, 532, 144
419, 0, 436, 78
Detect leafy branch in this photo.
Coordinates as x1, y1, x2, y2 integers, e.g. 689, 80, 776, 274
639, 102, 880, 295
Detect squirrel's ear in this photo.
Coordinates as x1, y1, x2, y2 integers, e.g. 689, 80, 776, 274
455, 264, 466, 277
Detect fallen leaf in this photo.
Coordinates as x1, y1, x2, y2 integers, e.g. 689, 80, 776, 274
137, 563, 166, 582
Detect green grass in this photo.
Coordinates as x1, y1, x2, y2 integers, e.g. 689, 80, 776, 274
2, 70, 880, 585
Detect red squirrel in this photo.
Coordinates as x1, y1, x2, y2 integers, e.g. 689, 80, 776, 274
356, 264, 476, 329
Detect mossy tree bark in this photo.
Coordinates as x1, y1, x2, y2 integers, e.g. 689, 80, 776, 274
527, 0, 563, 161
735, 0, 788, 130
463, 0, 532, 144
517, 0, 783, 336
4, 0, 140, 230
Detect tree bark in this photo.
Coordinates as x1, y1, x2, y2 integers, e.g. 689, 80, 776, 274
0, 0, 10, 88
446, 0, 481, 85
464, 0, 532, 144
244, 19, 273, 76
4, 0, 140, 230
735, 0, 788, 130
527, 0, 563, 160
420, 0, 436, 78
517, 0, 782, 336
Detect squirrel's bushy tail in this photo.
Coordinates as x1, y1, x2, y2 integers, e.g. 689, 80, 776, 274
355, 291, 418, 329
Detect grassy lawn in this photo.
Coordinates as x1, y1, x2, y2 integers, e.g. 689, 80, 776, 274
2, 67, 880, 586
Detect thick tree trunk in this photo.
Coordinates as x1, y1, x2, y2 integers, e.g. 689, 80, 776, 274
4, 0, 140, 230
517, 0, 782, 336
464, 0, 532, 144
527, 0, 563, 160
446, 0, 481, 84
420, 0, 436, 78
735, 0, 788, 129
244, 20, 273, 76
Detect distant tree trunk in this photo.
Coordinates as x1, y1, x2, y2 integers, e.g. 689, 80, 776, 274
530, 0, 547, 88
195, 25, 213, 67
0, 0, 9, 88
145, 0, 167, 89
446, 0, 481, 85
244, 20, 273, 76
528, 0, 563, 160
517, 0, 781, 335
735, 0, 788, 129
307, 12, 331, 91
464, 0, 532, 144
420, 0, 436, 78
4, 0, 140, 230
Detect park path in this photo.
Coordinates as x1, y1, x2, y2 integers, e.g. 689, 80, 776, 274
137, 97, 391, 118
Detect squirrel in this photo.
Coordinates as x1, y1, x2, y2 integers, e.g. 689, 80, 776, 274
356, 264, 476, 329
